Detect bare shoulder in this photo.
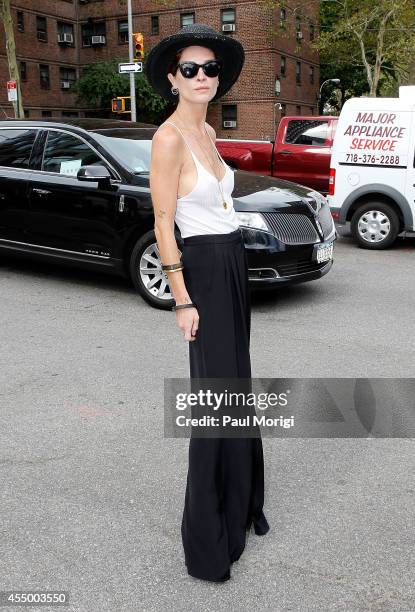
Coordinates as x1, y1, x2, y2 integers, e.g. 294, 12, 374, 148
152, 122, 183, 153
205, 122, 217, 141
151, 124, 183, 172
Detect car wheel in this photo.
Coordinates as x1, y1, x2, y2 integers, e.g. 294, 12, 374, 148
350, 202, 400, 249
129, 229, 183, 309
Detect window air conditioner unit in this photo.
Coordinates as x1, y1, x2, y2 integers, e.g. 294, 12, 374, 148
222, 24, 235, 32
61, 81, 71, 89
91, 35, 106, 45
223, 120, 236, 128
58, 33, 73, 44
296, 31, 303, 40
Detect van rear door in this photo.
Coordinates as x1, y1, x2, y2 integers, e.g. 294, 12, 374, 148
404, 110, 415, 231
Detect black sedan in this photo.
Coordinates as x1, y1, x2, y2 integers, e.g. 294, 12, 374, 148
0, 118, 337, 309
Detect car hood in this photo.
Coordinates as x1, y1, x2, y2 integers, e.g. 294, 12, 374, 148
232, 170, 317, 212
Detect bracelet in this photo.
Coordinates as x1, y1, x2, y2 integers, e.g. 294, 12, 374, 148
162, 260, 183, 271
165, 266, 184, 274
172, 302, 197, 312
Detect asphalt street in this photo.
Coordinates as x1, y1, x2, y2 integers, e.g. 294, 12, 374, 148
1, 232, 414, 612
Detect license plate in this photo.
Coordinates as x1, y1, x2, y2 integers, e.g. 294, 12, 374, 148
313, 241, 333, 263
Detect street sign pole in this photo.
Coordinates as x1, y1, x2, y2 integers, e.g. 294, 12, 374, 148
127, 0, 137, 122
7, 80, 18, 118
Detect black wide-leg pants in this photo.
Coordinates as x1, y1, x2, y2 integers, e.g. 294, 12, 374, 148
180, 228, 269, 582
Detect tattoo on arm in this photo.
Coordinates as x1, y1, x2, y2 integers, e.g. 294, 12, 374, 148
157, 209, 167, 218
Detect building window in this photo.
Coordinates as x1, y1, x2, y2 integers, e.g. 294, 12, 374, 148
62, 111, 79, 118
60, 67, 76, 90
296, 61, 301, 85
295, 16, 301, 32
222, 104, 237, 128
151, 16, 159, 35
57, 22, 75, 45
309, 107, 314, 115
82, 21, 106, 47
221, 8, 235, 31
20, 61, 27, 82
310, 23, 315, 40
280, 103, 286, 117
280, 55, 286, 77
296, 105, 301, 115
309, 65, 314, 84
24, 109, 30, 118
118, 20, 128, 44
280, 7, 286, 27
81, 24, 92, 46
39, 64, 50, 89
36, 16, 47, 42
180, 13, 195, 27
17, 11, 24, 33
42, 111, 52, 118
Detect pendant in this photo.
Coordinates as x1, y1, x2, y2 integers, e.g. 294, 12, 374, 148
223, 201, 227, 209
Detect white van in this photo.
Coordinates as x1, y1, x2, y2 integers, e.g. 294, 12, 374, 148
327, 85, 415, 248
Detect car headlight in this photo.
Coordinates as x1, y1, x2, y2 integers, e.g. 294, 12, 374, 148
309, 191, 328, 212
236, 212, 269, 232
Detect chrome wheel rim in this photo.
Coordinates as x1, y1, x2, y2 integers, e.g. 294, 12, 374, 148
139, 241, 180, 301
357, 210, 391, 243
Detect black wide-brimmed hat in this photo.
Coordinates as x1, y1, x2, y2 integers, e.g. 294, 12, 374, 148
144, 23, 245, 104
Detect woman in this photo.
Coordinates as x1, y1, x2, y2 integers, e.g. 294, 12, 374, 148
145, 23, 269, 583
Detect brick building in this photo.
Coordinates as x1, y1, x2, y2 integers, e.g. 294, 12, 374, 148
0, 0, 320, 138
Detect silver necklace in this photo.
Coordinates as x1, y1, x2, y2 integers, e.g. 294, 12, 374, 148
173, 116, 228, 209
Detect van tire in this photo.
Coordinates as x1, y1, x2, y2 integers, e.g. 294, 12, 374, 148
350, 202, 400, 249
129, 229, 183, 310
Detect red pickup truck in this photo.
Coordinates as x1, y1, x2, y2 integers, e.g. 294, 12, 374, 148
216, 116, 338, 194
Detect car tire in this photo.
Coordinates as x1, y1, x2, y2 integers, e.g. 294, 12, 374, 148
350, 202, 400, 249
129, 229, 183, 310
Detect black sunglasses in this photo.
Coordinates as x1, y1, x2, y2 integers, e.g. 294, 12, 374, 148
176, 60, 222, 79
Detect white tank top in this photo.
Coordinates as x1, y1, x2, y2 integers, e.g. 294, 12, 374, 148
163, 120, 240, 238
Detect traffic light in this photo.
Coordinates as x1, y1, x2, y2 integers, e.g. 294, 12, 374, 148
111, 97, 131, 113
112, 97, 125, 113
133, 32, 144, 62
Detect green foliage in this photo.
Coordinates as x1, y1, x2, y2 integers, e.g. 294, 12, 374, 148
72, 59, 168, 122
314, 0, 415, 97
260, 0, 415, 108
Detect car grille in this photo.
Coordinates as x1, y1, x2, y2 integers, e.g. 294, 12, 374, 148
261, 212, 320, 244
276, 259, 328, 276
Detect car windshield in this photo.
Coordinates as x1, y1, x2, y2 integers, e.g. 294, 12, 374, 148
92, 132, 152, 174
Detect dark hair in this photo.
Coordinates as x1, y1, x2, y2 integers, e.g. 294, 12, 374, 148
168, 46, 219, 75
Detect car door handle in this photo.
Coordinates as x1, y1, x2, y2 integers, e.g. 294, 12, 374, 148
32, 188, 51, 195
279, 150, 293, 155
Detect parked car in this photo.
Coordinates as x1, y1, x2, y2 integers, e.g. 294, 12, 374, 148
327, 85, 415, 248
216, 115, 338, 193
0, 118, 337, 309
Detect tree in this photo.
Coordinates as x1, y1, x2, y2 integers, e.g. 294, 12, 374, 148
1, 0, 24, 117
314, 0, 415, 96
260, 0, 415, 104
318, 0, 372, 112
72, 59, 168, 123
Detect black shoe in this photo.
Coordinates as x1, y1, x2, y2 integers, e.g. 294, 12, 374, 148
248, 511, 270, 536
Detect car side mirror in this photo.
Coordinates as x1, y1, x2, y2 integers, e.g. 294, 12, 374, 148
77, 165, 112, 186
